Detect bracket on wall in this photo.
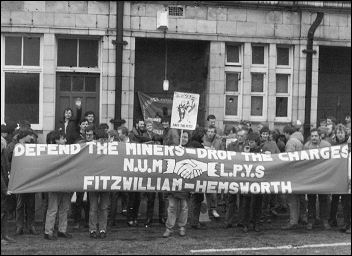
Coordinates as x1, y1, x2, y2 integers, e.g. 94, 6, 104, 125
302, 49, 317, 54
112, 40, 128, 46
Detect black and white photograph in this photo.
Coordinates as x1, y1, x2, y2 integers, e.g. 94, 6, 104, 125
1, 1, 351, 255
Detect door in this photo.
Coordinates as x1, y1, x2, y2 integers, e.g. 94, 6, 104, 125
55, 72, 100, 129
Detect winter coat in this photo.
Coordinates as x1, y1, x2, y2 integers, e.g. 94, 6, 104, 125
260, 140, 280, 154
304, 139, 331, 150
57, 108, 82, 144
285, 131, 304, 152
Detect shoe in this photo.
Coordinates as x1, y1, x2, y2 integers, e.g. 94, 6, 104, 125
58, 232, 72, 239
242, 226, 249, 233
3, 235, 16, 243
133, 220, 138, 226
90, 231, 98, 239
145, 218, 152, 227
163, 229, 172, 238
266, 218, 272, 223
211, 209, 220, 218
191, 223, 207, 230
1, 239, 9, 245
29, 226, 39, 235
99, 230, 106, 239
44, 234, 57, 240
159, 217, 166, 225
281, 224, 299, 230
322, 221, 331, 230
15, 228, 24, 236
120, 209, 127, 216
179, 227, 186, 237
306, 223, 313, 230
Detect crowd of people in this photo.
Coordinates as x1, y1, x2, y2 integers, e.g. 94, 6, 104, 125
1, 106, 351, 245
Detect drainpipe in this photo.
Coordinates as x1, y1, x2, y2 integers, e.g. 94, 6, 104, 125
113, 1, 127, 129
302, 12, 324, 140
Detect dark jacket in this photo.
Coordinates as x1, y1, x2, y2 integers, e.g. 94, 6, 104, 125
58, 108, 82, 144
129, 127, 151, 143
1, 150, 10, 196
260, 140, 280, 154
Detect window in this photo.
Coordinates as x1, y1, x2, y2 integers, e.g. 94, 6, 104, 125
225, 72, 240, 116
57, 39, 98, 68
277, 46, 290, 66
226, 44, 241, 65
1, 35, 43, 129
249, 44, 268, 120
5, 36, 40, 66
275, 45, 293, 121
55, 37, 101, 128
168, 6, 184, 17
252, 45, 265, 65
5, 73, 39, 123
250, 73, 266, 117
57, 73, 99, 93
224, 43, 243, 119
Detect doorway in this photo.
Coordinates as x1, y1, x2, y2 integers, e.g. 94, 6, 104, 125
134, 38, 209, 127
317, 46, 351, 124
55, 72, 100, 128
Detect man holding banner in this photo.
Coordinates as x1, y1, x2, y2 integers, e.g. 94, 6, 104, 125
304, 128, 332, 230
281, 125, 306, 230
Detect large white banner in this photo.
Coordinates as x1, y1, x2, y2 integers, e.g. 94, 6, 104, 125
170, 92, 200, 130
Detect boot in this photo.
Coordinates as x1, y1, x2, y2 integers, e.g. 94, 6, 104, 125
163, 228, 172, 238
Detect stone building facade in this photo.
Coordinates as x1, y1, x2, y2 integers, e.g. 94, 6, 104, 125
1, 1, 351, 142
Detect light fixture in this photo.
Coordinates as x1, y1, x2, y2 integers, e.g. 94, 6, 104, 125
163, 79, 169, 91
163, 29, 169, 91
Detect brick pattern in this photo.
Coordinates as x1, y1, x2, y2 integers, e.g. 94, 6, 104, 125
1, 1, 351, 135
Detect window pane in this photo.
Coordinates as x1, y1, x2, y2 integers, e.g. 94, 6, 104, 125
276, 74, 289, 93
226, 45, 239, 63
225, 96, 238, 116
251, 96, 263, 116
72, 76, 84, 91
251, 73, 264, 92
226, 73, 239, 92
276, 97, 288, 117
85, 77, 97, 92
57, 39, 77, 67
79, 40, 98, 67
23, 37, 40, 66
277, 47, 289, 65
58, 76, 71, 91
252, 45, 264, 64
5, 37, 22, 65
5, 73, 39, 123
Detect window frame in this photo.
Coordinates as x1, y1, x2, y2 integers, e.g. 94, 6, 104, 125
251, 44, 268, 66
225, 43, 242, 66
249, 71, 267, 121
1, 34, 43, 130
55, 36, 103, 124
224, 69, 243, 120
56, 37, 101, 73
274, 45, 293, 122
